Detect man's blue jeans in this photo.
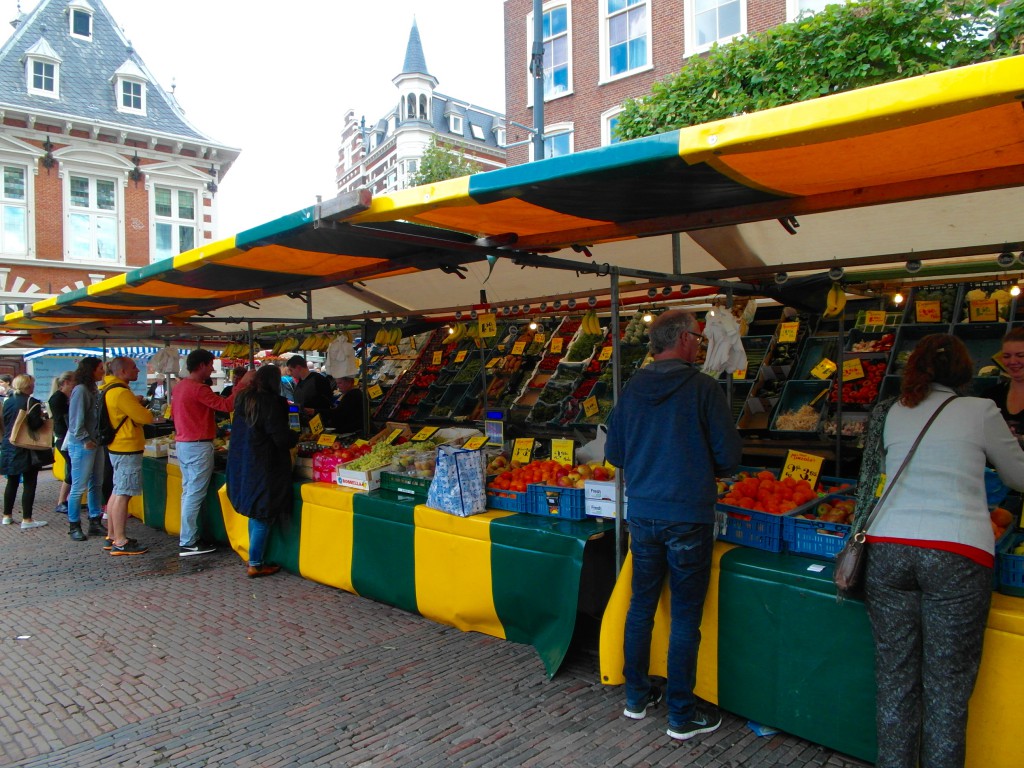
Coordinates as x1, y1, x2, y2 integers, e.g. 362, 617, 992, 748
177, 441, 215, 547
66, 439, 104, 524
623, 518, 714, 727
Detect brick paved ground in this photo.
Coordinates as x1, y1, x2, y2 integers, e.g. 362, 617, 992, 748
0, 474, 872, 768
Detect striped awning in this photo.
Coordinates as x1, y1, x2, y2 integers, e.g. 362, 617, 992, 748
22, 346, 218, 362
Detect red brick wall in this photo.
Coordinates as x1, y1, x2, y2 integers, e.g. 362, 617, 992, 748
124, 178, 149, 268
33, 158, 63, 261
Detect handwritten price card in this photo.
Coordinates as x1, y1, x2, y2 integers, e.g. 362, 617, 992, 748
781, 449, 824, 488
317, 433, 338, 447
462, 435, 487, 451
485, 356, 500, 368
388, 345, 400, 356
367, 384, 383, 399
512, 438, 534, 465
432, 351, 443, 365
732, 369, 747, 380
308, 413, 324, 436
382, 428, 404, 445
865, 310, 887, 326
778, 322, 799, 343
411, 426, 439, 442
534, 333, 545, 343
915, 300, 941, 323
598, 346, 613, 361
478, 313, 497, 338
454, 350, 468, 363
841, 358, 865, 382
551, 439, 575, 466
550, 337, 564, 354
511, 340, 527, 356
810, 358, 837, 380
969, 300, 998, 323
583, 396, 599, 418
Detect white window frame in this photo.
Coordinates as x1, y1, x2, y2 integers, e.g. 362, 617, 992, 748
599, 0, 653, 84
448, 114, 464, 134
494, 127, 506, 147
116, 76, 146, 115
62, 169, 123, 265
26, 56, 60, 98
0, 160, 32, 259
529, 122, 574, 161
151, 184, 199, 263
470, 123, 485, 141
786, 0, 847, 20
69, 4, 93, 41
685, 0, 747, 57
601, 106, 625, 146
526, 1, 573, 107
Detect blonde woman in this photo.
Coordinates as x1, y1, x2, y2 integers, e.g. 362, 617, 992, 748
1, 374, 49, 529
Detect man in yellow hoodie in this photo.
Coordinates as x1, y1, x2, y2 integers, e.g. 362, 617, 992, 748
105, 357, 153, 555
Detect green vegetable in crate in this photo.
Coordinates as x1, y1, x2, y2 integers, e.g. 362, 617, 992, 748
565, 333, 604, 362
344, 440, 436, 471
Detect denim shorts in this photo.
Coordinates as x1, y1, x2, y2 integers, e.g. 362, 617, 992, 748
109, 452, 143, 497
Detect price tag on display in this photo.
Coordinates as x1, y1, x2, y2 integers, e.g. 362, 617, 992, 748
462, 435, 488, 451
353, 439, 369, 447
864, 310, 887, 326
317, 433, 338, 447
432, 351, 443, 365
781, 449, 824, 489
534, 333, 545, 343
478, 313, 497, 338
308, 413, 324, 437
388, 345, 399, 356
382, 428, 404, 446
411, 426, 439, 442
810, 358, 837, 380
485, 356, 500, 368
551, 439, 575, 466
367, 384, 383, 399
550, 337, 564, 354
778, 321, 799, 343
842, 358, 865, 382
915, 300, 942, 323
454, 350, 468, 363
732, 369, 747, 380
163, 404, 172, 419
512, 438, 534, 465
583, 396, 599, 418
511, 340, 527, 356
598, 346, 613, 361
969, 299, 998, 323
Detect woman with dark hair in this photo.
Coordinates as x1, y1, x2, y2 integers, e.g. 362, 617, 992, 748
854, 334, 1024, 768
48, 371, 75, 515
983, 326, 1024, 439
1, 374, 49, 529
226, 365, 298, 578
62, 356, 108, 542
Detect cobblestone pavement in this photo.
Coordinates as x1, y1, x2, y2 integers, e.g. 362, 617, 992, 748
0, 474, 872, 767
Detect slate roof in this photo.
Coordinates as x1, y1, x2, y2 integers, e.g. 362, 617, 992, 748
0, 0, 220, 144
400, 18, 430, 77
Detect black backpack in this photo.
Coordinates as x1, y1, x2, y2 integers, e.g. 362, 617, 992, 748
95, 382, 129, 446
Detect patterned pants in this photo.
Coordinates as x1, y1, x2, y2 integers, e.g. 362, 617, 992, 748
865, 543, 991, 768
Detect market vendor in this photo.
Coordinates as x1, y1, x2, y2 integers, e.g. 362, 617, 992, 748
285, 355, 333, 425
982, 327, 1024, 440
328, 376, 365, 435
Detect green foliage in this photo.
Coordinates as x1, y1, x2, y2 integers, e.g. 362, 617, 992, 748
616, 0, 1024, 141
410, 137, 481, 186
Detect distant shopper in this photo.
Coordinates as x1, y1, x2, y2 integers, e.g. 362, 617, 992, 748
48, 371, 75, 515
329, 376, 365, 434
220, 366, 247, 397
286, 355, 333, 424
227, 364, 298, 578
0, 373, 13, 398
172, 350, 252, 557
606, 310, 742, 741
1, 374, 49, 529
63, 357, 107, 542
104, 357, 152, 556
983, 326, 1024, 441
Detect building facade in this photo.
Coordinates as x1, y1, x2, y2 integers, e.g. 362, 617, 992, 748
502, 0, 842, 164
336, 20, 506, 196
0, 0, 239, 316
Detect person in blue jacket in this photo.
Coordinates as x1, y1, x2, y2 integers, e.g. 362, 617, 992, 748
605, 309, 742, 742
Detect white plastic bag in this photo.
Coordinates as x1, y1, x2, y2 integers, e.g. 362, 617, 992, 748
427, 446, 487, 517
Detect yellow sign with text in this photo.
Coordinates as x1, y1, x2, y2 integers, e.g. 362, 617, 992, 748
810, 358, 837, 380
534, 333, 545, 343
969, 299, 998, 323
454, 350, 468, 363
583, 396, 599, 418
512, 438, 534, 465
478, 313, 497, 338
382, 428, 404, 446
317, 433, 337, 447
462, 435, 487, 451
486, 356, 500, 368
781, 449, 825, 488
732, 369, 747, 380
842, 358, 865, 382
551, 439, 575, 466
411, 426, 440, 442
367, 384, 383, 399
865, 310, 887, 326
550, 337, 564, 354
511, 340, 527, 356
915, 300, 942, 323
388, 345, 400, 356
308, 413, 324, 437
599, 346, 613, 361
778, 322, 799, 343
432, 351, 443, 365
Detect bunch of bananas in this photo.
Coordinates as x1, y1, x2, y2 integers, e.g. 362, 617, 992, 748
581, 309, 603, 335
822, 283, 847, 319
446, 322, 468, 344
373, 324, 404, 346
299, 333, 334, 352
271, 336, 300, 356
222, 341, 256, 359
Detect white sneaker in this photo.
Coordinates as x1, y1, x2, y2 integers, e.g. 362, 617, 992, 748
2, 516, 13, 525
21, 520, 48, 530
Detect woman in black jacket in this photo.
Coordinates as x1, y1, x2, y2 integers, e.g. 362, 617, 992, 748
1, 374, 49, 529
48, 371, 75, 515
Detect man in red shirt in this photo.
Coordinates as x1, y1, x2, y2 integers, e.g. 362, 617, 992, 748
172, 350, 253, 556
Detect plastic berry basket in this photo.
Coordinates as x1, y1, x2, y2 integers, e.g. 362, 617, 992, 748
525, 484, 587, 520
486, 486, 529, 514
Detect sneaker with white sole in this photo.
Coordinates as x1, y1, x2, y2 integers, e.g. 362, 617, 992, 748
667, 704, 723, 741
2, 515, 13, 525
623, 686, 663, 720
20, 520, 48, 530
179, 542, 216, 557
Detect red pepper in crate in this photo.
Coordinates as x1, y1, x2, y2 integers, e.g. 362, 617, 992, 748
573, 378, 597, 399
538, 355, 561, 371
829, 359, 886, 404
586, 358, 602, 373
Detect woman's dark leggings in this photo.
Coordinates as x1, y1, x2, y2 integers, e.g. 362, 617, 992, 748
4, 470, 39, 518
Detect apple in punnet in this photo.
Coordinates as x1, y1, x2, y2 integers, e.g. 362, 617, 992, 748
576, 464, 593, 479
556, 476, 572, 487
591, 466, 610, 481
567, 472, 581, 483
574, 479, 587, 489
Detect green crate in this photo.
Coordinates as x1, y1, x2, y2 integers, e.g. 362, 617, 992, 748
379, 471, 432, 498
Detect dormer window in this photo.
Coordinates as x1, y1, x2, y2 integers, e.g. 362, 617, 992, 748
68, 0, 94, 41
120, 80, 143, 112
24, 39, 62, 98
470, 123, 485, 141
448, 114, 463, 134
113, 60, 147, 115
494, 127, 506, 147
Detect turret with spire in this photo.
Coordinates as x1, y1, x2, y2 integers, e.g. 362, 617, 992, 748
393, 18, 437, 124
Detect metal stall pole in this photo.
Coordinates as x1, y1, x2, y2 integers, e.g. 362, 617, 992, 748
479, 323, 490, 413
835, 311, 844, 471
725, 290, 734, 413
247, 322, 255, 369
610, 268, 625, 576
530, 0, 545, 161
361, 317, 372, 438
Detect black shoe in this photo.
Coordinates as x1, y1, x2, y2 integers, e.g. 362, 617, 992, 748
667, 704, 723, 741
179, 542, 216, 557
623, 686, 663, 720
110, 540, 148, 556
68, 523, 87, 542
87, 517, 107, 537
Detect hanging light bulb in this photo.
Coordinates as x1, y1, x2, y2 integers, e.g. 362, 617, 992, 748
447, 326, 455, 336
642, 311, 653, 323
893, 291, 904, 305
529, 320, 538, 330
1011, 284, 1021, 298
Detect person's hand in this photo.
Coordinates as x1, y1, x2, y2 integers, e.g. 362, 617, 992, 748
239, 370, 256, 387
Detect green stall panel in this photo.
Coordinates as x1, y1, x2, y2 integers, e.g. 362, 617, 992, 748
718, 547, 878, 763
141, 458, 167, 530
203, 472, 229, 546
351, 490, 418, 614
263, 483, 304, 575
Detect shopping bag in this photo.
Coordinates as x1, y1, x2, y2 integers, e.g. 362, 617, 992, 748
427, 445, 487, 517
9, 403, 53, 451
833, 530, 867, 601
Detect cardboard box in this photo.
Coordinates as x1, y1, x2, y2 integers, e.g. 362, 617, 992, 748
143, 441, 168, 458
336, 464, 384, 492
585, 479, 625, 501
585, 498, 627, 519
367, 422, 414, 446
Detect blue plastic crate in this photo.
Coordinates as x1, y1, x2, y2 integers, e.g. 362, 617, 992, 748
997, 531, 1024, 597
486, 486, 528, 513
714, 502, 786, 552
782, 495, 855, 560
526, 484, 587, 520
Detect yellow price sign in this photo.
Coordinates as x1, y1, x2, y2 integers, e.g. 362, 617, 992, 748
308, 413, 324, 436
511, 340, 527, 356
915, 300, 942, 323
454, 350, 468, 363
810, 358, 837, 380
777, 321, 799, 343
781, 449, 825, 489
841, 358, 865, 382
485, 356, 500, 368
550, 337, 564, 354
478, 313, 497, 338
162, 404, 172, 419
432, 351, 443, 365
382, 428, 405, 446
598, 346, 613, 361
865, 310, 887, 326
512, 438, 534, 465
317, 433, 338, 447
411, 426, 440, 442
388, 345, 399, 356
583, 396, 599, 418
367, 384, 383, 399
732, 369, 747, 380
551, 438, 575, 466
462, 435, 487, 451
969, 299, 998, 323
534, 333, 545, 343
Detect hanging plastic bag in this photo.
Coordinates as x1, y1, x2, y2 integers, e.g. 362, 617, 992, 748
326, 333, 358, 378
427, 445, 487, 517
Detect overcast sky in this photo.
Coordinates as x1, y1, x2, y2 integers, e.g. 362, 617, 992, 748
3, 0, 507, 235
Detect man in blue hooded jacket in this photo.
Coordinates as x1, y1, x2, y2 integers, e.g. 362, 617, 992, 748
605, 309, 742, 742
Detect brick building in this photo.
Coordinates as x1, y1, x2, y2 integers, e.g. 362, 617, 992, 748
336, 19, 505, 196
502, 0, 840, 164
0, 0, 239, 317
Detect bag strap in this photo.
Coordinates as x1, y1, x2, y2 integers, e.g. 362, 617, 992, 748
102, 385, 131, 436
860, 394, 956, 535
